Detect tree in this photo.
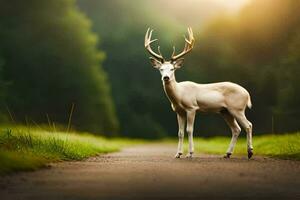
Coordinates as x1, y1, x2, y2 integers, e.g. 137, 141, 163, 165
188, 0, 300, 134
0, 0, 119, 135
77, 0, 182, 138
78, 0, 300, 137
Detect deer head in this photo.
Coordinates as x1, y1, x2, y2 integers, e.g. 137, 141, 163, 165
144, 27, 195, 82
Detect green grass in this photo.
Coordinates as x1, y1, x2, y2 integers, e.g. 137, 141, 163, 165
1, 126, 299, 175
0, 126, 143, 174
190, 133, 300, 160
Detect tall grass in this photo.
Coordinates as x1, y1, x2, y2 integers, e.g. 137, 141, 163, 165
0, 126, 142, 174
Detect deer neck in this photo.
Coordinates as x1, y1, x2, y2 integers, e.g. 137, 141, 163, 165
163, 77, 180, 104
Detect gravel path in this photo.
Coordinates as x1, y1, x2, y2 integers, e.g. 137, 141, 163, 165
0, 143, 299, 200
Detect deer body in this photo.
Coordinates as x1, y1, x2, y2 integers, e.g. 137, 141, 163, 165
145, 28, 253, 159
164, 80, 251, 114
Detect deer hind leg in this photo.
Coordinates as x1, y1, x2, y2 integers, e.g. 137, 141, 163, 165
221, 110, 241, 158
230, 110, 253, 159
175, 113, 186, 158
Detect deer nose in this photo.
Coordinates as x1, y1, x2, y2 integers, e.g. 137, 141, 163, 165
163, 76, 170, 81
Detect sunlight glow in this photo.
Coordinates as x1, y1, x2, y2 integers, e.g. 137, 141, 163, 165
213, 0, 251, 11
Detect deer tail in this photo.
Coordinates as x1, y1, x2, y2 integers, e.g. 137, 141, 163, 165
247, 95, 252, 109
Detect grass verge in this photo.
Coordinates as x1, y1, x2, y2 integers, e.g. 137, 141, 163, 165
189, 133, 300, 160
0, 126, 143, 175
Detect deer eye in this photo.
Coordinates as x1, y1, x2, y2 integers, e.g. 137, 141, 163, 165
171, 68, 175, 71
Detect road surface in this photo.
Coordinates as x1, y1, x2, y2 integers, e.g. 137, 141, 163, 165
0, 143, 299, 200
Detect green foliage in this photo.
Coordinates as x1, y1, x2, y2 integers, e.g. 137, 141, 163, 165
187, 0, 300, 134
0, 0, 119, 135
77, 0, 300, 137
77, 0, 182, 138
0, 0, 299, 138
0, 126, 143, 174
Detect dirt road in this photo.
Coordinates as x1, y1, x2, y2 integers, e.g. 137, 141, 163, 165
0, 143, 299, 200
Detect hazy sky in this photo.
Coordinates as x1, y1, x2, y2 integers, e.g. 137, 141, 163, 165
151, 0, 251, 28
215, 0, 251, 11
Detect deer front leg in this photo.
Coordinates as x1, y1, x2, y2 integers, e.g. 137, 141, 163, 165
175, 113, 186, 158
186, 111, 196, 158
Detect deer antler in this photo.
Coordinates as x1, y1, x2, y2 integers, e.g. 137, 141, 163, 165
171, 27, 195, 62
144, 28, 165, 63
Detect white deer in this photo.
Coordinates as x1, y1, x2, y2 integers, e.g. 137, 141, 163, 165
144, 27, 253, 159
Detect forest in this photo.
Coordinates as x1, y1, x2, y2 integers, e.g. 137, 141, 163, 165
0, 0, 299, 138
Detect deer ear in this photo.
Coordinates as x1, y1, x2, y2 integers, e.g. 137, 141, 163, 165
173, 58, 184, 69
149, 57, 162, 69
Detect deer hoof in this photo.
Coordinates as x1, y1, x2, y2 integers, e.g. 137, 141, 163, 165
248, 150, 253, 159
185, 153, 193, 158
174, 152, 182, 158
224, 153, 231, 159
